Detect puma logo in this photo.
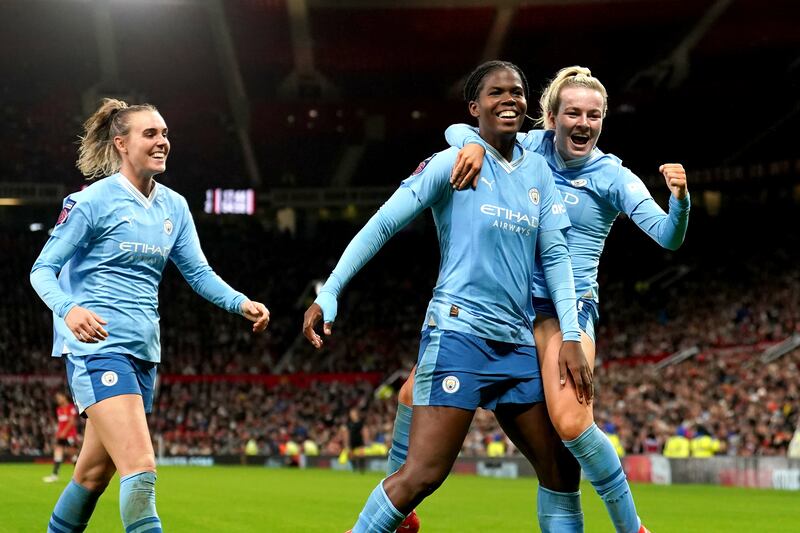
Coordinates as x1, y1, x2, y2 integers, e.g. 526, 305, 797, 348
480, 176, 495, 192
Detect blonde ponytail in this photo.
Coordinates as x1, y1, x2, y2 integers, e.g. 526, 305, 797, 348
536, 66, 608, 129
76, 98, 157, 180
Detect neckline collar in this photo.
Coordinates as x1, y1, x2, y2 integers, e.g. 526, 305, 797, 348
484, 142, 526, 174
115, 173, 158, 208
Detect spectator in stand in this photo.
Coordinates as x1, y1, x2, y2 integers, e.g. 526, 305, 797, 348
788, 425, 800, 459
486, 434, 507, 457
690, 425, 721, 458
663, 427, 690, 458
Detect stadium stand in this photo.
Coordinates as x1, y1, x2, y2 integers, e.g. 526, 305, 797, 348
1, 0, 798, 464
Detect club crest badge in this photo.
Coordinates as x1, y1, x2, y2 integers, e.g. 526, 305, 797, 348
528, 188, 540, 205
442, 375, 460, 394
101, 371, 118, 387
164, 219, 173, 235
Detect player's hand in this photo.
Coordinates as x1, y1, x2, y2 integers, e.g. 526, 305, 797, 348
660, 163, 688, 201
558, 340, 593, 404
64, 306, 108, 343
450, 143, 486, 190
303, 303, 333, 349
241, 300, 270, 332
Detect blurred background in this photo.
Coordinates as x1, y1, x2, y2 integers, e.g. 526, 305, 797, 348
0, 0, 798, 475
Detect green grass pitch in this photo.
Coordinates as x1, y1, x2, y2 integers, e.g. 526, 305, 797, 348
1, 464, 797, 532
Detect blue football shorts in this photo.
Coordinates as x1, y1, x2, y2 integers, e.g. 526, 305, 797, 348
532, 297, 599, 343
65, 352, 157, 415
413, 327, 544, 411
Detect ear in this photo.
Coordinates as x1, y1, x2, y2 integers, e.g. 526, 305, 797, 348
468, 101, 480, 119
546, 110, 556, 129
113, 136, 127, 153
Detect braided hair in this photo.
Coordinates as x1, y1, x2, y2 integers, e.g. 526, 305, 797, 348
463, 60, 529, 103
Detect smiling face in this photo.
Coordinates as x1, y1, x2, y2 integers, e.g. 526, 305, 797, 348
548, 86, 604, 160
114, 110, 170, 180
469, 67, 527, 152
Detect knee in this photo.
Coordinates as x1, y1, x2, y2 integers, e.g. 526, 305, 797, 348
133, 456, 157, 475
398, 377, 414, 406
396, 463, 447, 499
140, 454, 157, 472
537, 456, 581, 493
74, 466, 114, 493
552, 410, 593, 442
118, 453, 157, 478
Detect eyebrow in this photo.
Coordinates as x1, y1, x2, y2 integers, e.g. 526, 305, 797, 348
142, 127, 168, 134
564, 106, 602, 113
487, 85, 524, 91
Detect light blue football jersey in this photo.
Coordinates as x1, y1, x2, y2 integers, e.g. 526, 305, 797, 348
519, 130, 689, 301
30, 174, 245, 362
403, 144, 570, 345
444, 125, 690, 304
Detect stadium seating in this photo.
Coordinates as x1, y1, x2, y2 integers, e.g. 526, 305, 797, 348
2, 209, 797, 458
1, 0, 798, 461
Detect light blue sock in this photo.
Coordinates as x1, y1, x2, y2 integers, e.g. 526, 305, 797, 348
564, 424, 640, 533
537, 486, 584, 533
48, 480, 101, 533
386, 403, 412, 475
352, 480, 406, 533
119, 472, 162, 533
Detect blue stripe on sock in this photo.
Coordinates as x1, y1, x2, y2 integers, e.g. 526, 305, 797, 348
48, 520, 70, 533
390, 440, 408, 452
50, 513, 81, 531
590, 466, 624, 491
125, 516, 161, 533
50, 514, 73, 528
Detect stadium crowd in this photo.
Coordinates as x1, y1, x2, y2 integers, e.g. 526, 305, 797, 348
1, 206, 798, 459
4, 338, 798, 459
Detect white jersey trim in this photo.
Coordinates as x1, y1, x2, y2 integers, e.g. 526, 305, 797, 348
484, 143, 527, 174
116, 174, 159, 209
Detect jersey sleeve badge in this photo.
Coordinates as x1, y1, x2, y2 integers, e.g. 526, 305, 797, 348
411, 155, 435, 176
56, 198, 77, 225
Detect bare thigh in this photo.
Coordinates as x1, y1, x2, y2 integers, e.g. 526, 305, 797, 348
398, 365, 416, 406
535, 315, 597, 440
83, 394, 156, 478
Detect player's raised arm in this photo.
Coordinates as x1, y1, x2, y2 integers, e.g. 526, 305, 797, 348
615, 165, 690, 251
661, 163, 688, 201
